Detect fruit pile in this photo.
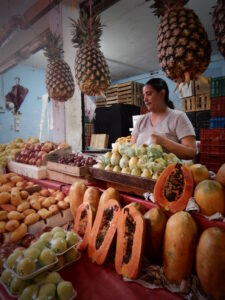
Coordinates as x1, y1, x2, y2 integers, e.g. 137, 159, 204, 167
1, 269, 75, 299
15, 141, 69, 167
0, 173, 70, 242
57, 153, 96, 167
0, 137, 39, 169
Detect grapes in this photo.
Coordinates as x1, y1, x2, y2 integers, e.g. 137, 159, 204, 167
57, 153, 96, 167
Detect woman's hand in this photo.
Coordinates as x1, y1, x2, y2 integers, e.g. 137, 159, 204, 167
150, 132, 197, 160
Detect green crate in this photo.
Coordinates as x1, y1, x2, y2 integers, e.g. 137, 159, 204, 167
210, 76, 225, 98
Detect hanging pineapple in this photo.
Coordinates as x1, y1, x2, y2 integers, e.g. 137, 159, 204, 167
44, 30, 75, 101
147, 0, 211, 86
213, 0, 225, 59
70, 12, 111, 96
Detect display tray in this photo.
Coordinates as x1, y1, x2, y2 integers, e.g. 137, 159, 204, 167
47, 161, 88, 177
89, 167, 156, 195
7, 161, 47, 180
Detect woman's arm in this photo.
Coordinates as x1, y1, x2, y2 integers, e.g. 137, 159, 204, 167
130, 135, 137, 145
151, 133, 197, 160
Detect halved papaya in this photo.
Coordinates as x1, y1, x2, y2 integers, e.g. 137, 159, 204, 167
88, 198, 121, 265
153, 163, 194, 213
74, 202, 95, 251
115, 203, 145, 279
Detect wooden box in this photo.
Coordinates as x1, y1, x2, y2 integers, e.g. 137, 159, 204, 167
196, 93, 211, 111
43, 146, 72, 165
8, 160, 47, 179
89, 167, 156, 196
182, 96, 196, 112
47, 169, 89, 185
90, 134, 109, 149
195, 78, 210, 95
47, 161, 88, 177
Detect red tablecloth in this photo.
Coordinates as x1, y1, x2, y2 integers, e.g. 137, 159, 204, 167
0, 254, 183, 300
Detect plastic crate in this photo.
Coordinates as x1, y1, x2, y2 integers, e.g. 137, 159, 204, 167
210, 117, 225, 128
200, 144, 225, 154
210, 97, 225, 117
196, 93, 211, 111
210, 76, 225, 98
186, 112, 196, 127
200, 128, 225, 145
195, 110, 210, 129
200, 152, 225, 173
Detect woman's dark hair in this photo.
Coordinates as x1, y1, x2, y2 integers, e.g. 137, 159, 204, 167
145, 78, 175, 109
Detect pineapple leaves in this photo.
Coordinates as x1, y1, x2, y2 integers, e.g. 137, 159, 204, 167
70, 13, 104, 49
43, 30, 64, 60
146, 0, 190, 17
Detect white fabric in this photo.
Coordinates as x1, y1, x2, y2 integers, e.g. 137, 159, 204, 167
39, 94, 50, 141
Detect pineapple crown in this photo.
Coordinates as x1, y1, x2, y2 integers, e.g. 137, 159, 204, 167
70, 12, 104, 49
146, 0, 190, 17
43, 30, 64, 61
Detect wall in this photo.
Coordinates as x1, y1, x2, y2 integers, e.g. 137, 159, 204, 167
0, 64, 47, 144
62, 4, 82, 152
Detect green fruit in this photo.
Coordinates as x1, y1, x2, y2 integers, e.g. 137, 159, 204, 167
50, 238, 67, 254
38, 283, 56, 299
23, 247, 40, 260
9, 277, 28, 295
16, 257, 36, 276
19, 284, 39, 300
40, 232, 53, 243
6, 251, 23, 270
1, 269, 13, 286
53, 231, 66, 239
51, 227, 64, 234
64, 248, 79, 262
30, 240, 47, 251
33, 271, 48, 283
57, 281, 74, 300
53, 255, 65, 270
45, 271, 62, 285
39, 248, 56, 266
66, 231, 79, 247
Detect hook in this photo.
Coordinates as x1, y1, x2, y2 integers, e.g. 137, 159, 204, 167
14, 77, 20, 85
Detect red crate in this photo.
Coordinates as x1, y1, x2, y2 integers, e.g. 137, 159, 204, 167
200, 128, 225, 144
200, 152, 225, 173
211, 97, 225, 117
200, 144, 225, 154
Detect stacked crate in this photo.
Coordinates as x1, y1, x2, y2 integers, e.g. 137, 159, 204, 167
182, 79, 210, 140
199, 77, 225, 172
96, 81, 144, 108
84, 123, 94, 148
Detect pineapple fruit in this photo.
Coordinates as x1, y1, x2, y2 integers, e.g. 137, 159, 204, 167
44, 31, 75, 102
213, 0, 225, 58
147, 0, 211, 86
71, 13, 110, 96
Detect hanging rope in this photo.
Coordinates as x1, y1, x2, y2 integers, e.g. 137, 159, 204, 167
89, 0, 94, 46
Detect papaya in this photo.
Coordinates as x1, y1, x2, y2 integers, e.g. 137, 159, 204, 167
83, 187, 100, 211
115, 203, 145, 279
99, 187, 121, 206
74, 202, 95, 251
144, 207, 167, 262
189, 163, 209, 185
68, 182, 86, 219
153, 163, 194, 213
88, 198, 121, 265
163, 211, 198, 285
194, 179, 225, 216
196, 227, 225, 300
215, 163, 225, 187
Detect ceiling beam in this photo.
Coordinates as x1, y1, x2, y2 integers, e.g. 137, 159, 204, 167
0, 0, 62, 47
80, 0, 120, 16
0, 29, 48, 75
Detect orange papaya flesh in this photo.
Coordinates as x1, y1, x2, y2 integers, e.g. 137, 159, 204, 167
153, 163, 194, 213
115, 203, 145, 279
88, 198, 121, 265
74, 202, 95, 251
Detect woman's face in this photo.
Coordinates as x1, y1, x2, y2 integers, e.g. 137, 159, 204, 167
143, 85, 165, 112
